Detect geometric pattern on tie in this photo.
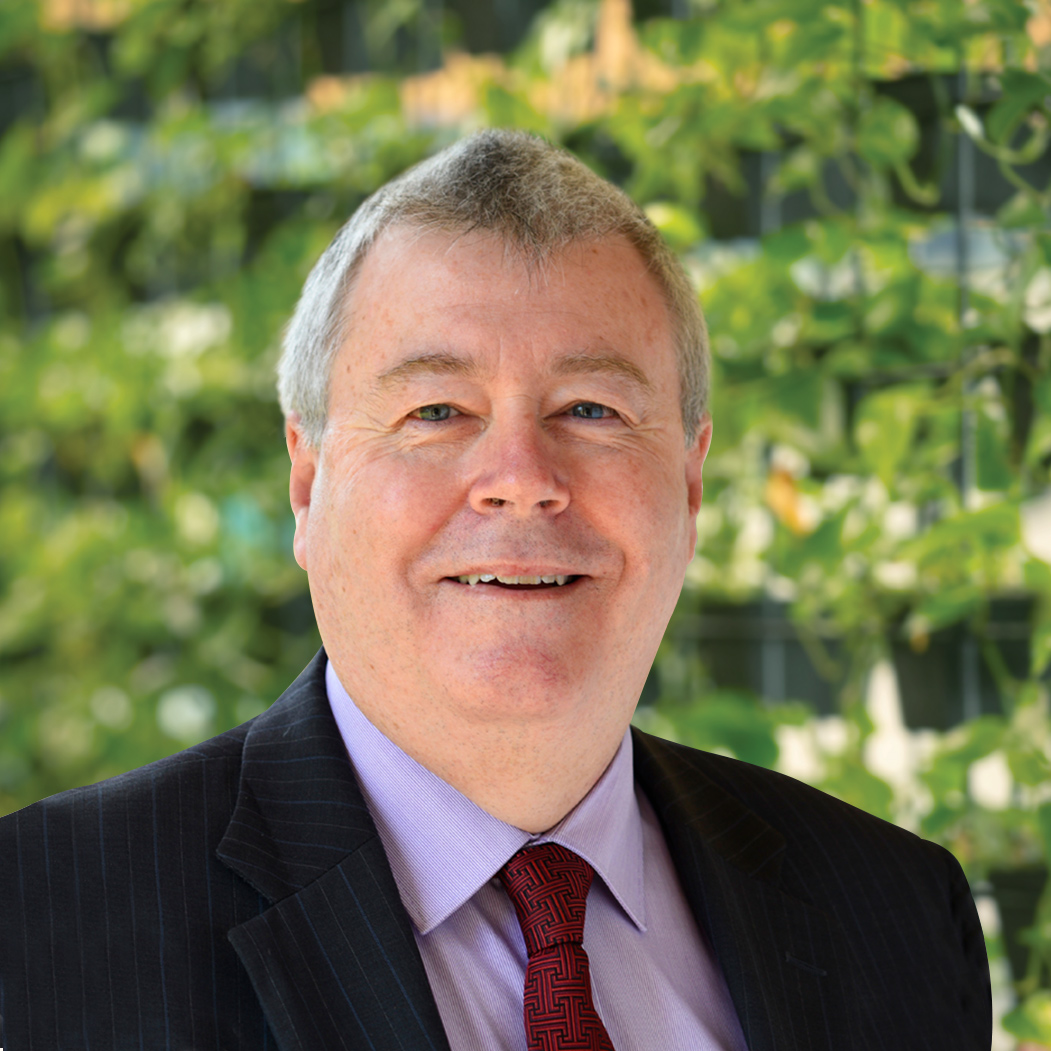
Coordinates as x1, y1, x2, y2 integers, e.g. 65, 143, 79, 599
499, 843, 616, 1051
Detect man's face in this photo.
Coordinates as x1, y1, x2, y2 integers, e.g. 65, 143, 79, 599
288, 226, 709, 746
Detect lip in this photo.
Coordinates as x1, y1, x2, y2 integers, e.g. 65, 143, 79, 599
443, 566, 584, 579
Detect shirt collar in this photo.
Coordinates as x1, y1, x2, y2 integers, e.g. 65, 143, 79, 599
325, 661, 646, 936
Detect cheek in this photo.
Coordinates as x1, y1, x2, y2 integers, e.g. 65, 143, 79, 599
316, 452, 465, 568
586, 456, 688, 557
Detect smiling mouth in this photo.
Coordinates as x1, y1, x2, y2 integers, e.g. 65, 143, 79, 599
450, 573, 580, 589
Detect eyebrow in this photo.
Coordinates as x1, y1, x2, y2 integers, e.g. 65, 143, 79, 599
376, 353, 479, 388
374, 350, 654, 391
553, 353, 654, 391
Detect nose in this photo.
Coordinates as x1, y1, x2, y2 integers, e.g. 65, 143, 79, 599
467, 412, 570, 516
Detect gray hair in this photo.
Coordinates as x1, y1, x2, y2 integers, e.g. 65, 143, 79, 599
277, 129, 709, 446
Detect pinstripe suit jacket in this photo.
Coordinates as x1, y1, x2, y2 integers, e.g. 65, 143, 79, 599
0, 650, 990, 1050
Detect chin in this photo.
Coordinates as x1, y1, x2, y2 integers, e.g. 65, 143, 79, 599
441, 640, 590, 709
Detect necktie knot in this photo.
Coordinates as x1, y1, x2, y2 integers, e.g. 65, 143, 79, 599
499, 843, 594, 956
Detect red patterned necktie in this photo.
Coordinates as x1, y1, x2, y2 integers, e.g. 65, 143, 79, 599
499, 842, 616, 1051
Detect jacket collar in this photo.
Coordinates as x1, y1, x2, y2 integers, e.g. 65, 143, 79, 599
633, 728, 859, 1051
219, 650, 451, 1051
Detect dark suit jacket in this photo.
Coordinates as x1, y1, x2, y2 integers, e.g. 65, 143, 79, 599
0, 650, 991, 1050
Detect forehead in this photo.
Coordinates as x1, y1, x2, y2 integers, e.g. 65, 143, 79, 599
336, 225, 678, 387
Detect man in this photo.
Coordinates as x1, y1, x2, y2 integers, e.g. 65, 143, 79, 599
0, 130, 990, 1050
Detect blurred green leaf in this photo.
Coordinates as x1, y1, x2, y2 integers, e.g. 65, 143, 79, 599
1003, 990, 1051, 1042
854, 386, 925, 486
908, 587, 984, 633
1037, 803, 1051, 862
987, 71, 1051, 145
976, 409, 1013, 491
821, 762, 895, 823
644, 201, 704, 251
1032, 616, 1051, 679
483, 84, 550, 136
666, 690, 780, 769
763, 225, 811, 265
640, 17, 708, 66
857, 97, 919, 167
938, 716, 1007, 767
996, 190, 1048, 230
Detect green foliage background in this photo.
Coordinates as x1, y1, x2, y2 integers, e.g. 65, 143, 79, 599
3, 0, 1051, 1037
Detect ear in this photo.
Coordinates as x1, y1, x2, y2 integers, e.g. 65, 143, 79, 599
684, 414, 712, 556
286, 415, 318, 572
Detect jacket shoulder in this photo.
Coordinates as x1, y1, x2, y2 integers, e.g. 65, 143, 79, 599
0, 715, 253, 829
0, 648, 330, 827
632, 727, 958, 876
632, 728, 990, 1045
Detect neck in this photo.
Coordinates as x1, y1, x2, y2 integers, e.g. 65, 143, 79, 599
335, 665, 631, 833
417, 722, 627, 833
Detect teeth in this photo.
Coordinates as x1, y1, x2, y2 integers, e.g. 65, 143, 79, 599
455, 573, 573, 586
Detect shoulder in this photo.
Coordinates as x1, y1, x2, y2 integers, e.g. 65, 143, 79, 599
0, 650, 329, 837
0, 717, 254, 852
633, 731, 991, 1047
632, 728, 962, 884
632, 728, 985, 978
0, 709, 296, 1048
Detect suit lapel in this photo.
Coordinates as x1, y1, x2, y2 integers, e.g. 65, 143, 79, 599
633, 729, 861, 1051
218, 651, 450, 1051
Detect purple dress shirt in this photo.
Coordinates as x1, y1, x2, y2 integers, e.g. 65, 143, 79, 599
326, 662, 748, 1051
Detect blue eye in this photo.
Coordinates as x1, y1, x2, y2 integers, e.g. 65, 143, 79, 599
570, 402, 613, 419
414, 404, 457, 421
